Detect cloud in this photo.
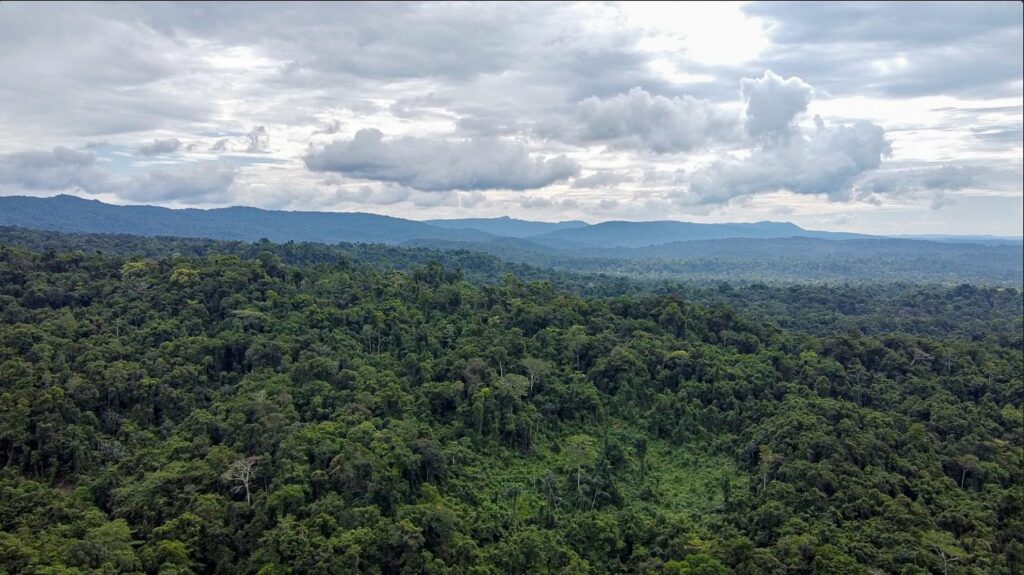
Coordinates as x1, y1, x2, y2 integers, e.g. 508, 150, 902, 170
303, 128, 579, 192
0, 3, 215, 137
459, 191, 485, 208
520, 196, 554, 209
565, 71, 813, 155
389, 93, 451, 120
136, 138, 182, 156
971, 125, 1024, 147
863, 165, 978, 196
746, 2, 1020, 47
642, 168, 688, 186
0, 3, 1019, 231
120, 162, 237, 202
674, 71, 902, 206
0, 146, 235, 204
334, 183, 411, 206
456, 113, 524, 137
405, 190, 483, 208
850, 163, 1000, 210
743, 2, 1023, 98
687, 119, 891, 204
927, 190, 956, 210
574, 87, 737, 153
246, 126, 270, 153
571, 171, 630, 189
741, 70, 812, 140
312, 119, 342, 136
0, 147, 108, 192
850, 162, 1023, 206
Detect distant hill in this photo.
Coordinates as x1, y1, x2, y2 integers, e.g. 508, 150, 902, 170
894, 234, 1023, 246
424, 216, 589, 238
593, 236, 1023, 261
0, 195, 493, 245
406, 235, 1024, 285
0, 196, 1016, 264
532, 220, 869, 248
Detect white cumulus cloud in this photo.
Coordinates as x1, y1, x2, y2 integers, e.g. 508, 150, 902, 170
303, 128, 579, 192
574, 87, 738, 153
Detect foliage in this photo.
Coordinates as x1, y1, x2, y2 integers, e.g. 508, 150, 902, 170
0, 235, 1021, 574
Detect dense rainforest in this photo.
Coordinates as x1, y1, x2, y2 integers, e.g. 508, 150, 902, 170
0, 233, 1021, 574
3, 194, 1022, 285
405, 236, 1024, 286
2, 227, 1020, 341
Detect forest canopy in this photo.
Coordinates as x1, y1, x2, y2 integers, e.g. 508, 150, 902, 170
0, 232, 1021, 574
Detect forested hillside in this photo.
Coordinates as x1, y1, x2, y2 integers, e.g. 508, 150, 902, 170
406, 236, 1024, 285
3, 196, 1022, 287
2, 227, 1020, 340
0, 236, 1021, 574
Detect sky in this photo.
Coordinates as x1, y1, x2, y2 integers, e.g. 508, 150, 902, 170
0, 1, 1021, 235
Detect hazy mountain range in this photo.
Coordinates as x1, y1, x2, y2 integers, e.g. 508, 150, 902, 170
1, 195, 1021, 284
3, 195, 1019, 247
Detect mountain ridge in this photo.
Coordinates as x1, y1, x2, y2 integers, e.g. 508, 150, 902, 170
0, 194, 495, 245
423, 215, 590, 238
1, 195, 1019, 249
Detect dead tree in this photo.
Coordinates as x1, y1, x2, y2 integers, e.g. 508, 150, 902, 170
909, 348, 934, 366
224, 456, 258, 504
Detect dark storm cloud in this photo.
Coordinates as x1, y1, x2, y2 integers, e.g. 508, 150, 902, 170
304, 129, 579, 192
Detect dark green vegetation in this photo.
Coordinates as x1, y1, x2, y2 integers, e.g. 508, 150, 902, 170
0, 231, 1021, 574
2, 195, 1021, 285
2, 226, 1020, 341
